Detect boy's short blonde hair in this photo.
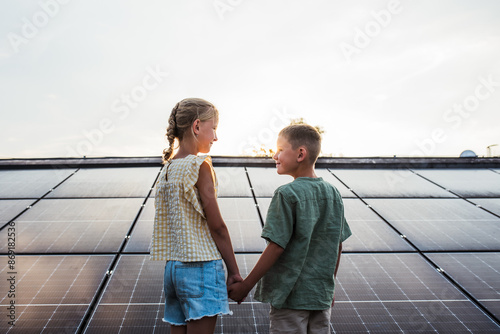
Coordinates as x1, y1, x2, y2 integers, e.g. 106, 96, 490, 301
279, 124, 321, 164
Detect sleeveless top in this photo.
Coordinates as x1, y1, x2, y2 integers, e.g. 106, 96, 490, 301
150, 155, 221, 262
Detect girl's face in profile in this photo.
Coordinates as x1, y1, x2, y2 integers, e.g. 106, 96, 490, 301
197, 117, 218, 153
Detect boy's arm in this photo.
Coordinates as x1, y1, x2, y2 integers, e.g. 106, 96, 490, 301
334, 242, 343, 277
228, 241, 284, 302
332, 242, 343, 307
197, 161, 242, 285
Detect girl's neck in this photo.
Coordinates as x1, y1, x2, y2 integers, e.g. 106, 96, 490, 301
173, 138, 199, 159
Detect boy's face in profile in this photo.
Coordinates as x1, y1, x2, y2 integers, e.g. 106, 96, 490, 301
273, 135, 300, 176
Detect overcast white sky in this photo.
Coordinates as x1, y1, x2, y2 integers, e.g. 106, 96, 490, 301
1, 0, 499, 158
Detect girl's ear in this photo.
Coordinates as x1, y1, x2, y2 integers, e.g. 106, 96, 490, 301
192, 119, 201, 136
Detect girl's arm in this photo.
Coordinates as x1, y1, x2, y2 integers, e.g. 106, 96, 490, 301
197, 161, 241, 285
228, 241, 284, 303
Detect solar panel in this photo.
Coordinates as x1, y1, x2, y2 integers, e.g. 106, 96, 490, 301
85, 254, 266, 333
414, 169, 500, 198
247, 168, 353, 198
124, 200, 155, 253
365, 199, 500, 251
246, 167, 293, 197
214, 167, 253, 197
470, 198, 500, 217
256, 198, 413, 252
219, 198, 266, 252
333, 253, 500, 332
342, 199, 415, 252
0, 255, 113, 333
0, 168, 76, 199
0, 199, 33, 224
331, 300, 499, 333
427, 252, 500, 318
0, 198, 143, 253
47, 167, 160, 198
124, 197, 266, 253
3, 159, 500, 333
315, 169, 354, 198
330, 169, 455, 198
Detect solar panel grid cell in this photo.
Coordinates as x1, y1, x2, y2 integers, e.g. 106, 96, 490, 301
214, 167, 253, 197
365, 199, 500, 251
414, 169, 500, 198
331, 169, 456, 198
46, 168, 160, 198
0, 198, 144, 253
0, 169, 77, 199
0, 199, 33, 224
427, 253, 500, 319
0, 255, 113, 333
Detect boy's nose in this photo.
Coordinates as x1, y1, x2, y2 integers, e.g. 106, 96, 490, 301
272, 152, 278, 160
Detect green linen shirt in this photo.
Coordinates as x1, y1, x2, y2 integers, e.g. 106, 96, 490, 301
254, 177, 351, 310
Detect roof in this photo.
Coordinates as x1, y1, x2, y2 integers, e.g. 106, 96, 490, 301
1, 156, 500, 333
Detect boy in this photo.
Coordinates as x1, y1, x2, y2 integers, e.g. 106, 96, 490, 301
228, 124, 351, 334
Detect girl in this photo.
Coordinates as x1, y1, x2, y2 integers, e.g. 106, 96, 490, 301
150, 98, 241, 334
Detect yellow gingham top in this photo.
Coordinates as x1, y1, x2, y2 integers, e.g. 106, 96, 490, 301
150, 155, 221, 262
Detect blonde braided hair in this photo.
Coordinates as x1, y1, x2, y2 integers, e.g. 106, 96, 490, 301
162, 98, 219, 163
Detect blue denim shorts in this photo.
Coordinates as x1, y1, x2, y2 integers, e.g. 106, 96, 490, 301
163, 259, 232, 325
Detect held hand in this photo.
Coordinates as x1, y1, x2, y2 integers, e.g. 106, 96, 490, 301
227, 273, 243, 288
228, 281, 249, 304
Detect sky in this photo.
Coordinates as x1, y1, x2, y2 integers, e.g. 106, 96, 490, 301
1, 0, 500, 159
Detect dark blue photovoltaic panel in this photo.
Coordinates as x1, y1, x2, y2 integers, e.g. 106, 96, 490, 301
0, 198, 142, 253
247, 168, 353, 197
427, 252, 500, 319
415, 169, 500, 197
336, 254, 464, 302
342, 199, 414, 252
85, 254, 266, 333
0, 168, 76, 199
246, 167, 293, 197
256, 198, 413, 252
0, 199, 33, 224
332, 254, 500, 332
331, 169, 455, 198
47, 167, 160, 198
214, 167, 253, 197
331, 300, 499, 333
471, 198, 500, 217
0, 255, 113, 333
124, 200, 155, 253
316, 169, 354, 197
219, 198, 266, 252
3, 161, 500, 333
125, 198, 265, 253
366, 199, 500, 251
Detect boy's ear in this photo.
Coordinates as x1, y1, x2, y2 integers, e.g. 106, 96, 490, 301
297, 147, 307, 162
